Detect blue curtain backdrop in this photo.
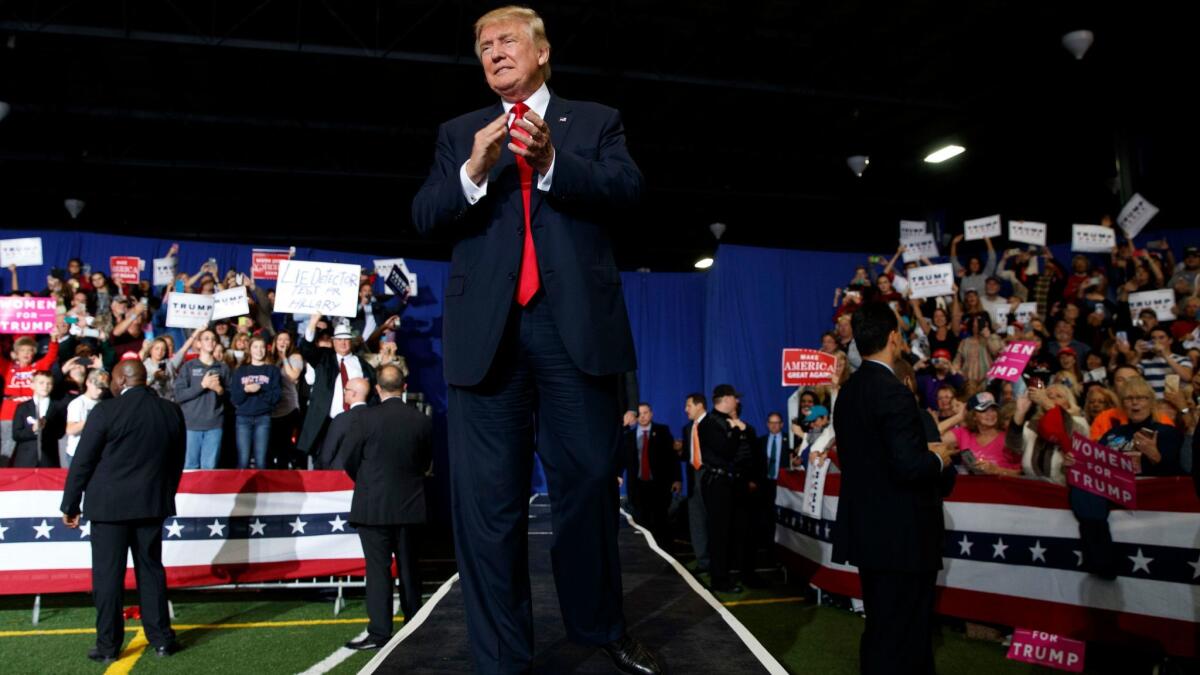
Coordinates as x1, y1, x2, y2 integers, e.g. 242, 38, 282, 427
8, 227, 1199, 511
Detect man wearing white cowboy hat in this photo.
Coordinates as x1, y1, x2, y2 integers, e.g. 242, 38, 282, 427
297, 314, 376, 467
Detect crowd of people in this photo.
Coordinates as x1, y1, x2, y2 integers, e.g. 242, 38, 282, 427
1, 245, 414, 471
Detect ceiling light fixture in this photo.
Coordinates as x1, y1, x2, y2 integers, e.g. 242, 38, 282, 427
924, 145, 965, 164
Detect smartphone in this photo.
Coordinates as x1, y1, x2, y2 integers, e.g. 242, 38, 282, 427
236, 273, 244, 286
174, 279, 185, 293
1137, 340, 1154, 353
1116, 330, 1128, 345
960, 450, 978, 466
82, 328, 100, 338
1165, 374, 1181, 392
65, 315, 78, 325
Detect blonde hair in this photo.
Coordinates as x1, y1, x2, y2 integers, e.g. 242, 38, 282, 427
1116, 376, 1155, 404
474, 6, 551, 81
1044, 383, 1082, 416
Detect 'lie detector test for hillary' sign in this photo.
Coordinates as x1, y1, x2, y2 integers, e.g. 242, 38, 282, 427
273, 260, 360, 318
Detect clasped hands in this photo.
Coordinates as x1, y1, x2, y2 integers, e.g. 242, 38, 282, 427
466, 109, 554, 186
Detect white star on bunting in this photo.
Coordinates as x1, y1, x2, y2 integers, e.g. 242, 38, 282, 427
1128, 548, 1153, 575
249, 519, 267, 536
328, 515, 347, 532
207, 519, 226, 538
80, 521, 91, 539
289, 517, 307, 534
1073, 550, 1084, 567
1188, 554, 1200, 580
1029, 541, 1047, 563
33, 519, 54, 540
0, 522, 8, 540
165, 520, 185, 538
991, 537, 1008, 560
957, 535, 973, 556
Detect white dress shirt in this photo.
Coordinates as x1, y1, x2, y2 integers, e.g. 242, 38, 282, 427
459, 82, 556, 204
329, 354, 364, 419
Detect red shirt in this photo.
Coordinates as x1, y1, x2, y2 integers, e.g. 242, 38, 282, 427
0, 340, 60, 421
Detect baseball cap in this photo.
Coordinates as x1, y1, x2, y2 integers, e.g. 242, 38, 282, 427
931, 349, 952, 363
803, 405, 830, 423
968, 391, 999, 412
712, 384, 741, 400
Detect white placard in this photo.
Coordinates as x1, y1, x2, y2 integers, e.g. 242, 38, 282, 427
964, 214, 1002, 241
0, 238, 43, 267
902, 235, 940, 263
166, 293, 214, 329
274, 260, 360, 318
153, 257, 177, 287
899, 220, 927, 242
1128, 289, 1177, 322
891, 274, 910, 295
801, 456, 828, 519
1008, 220, 1047, 247
212, 286, 251, 321
1117, 193, 1159, 240
985, 301, 1011, 330
372, 258, 419, 296
1013, 302, 1039, 326
907, 263, 955, 299
1072, 224, 1116, 253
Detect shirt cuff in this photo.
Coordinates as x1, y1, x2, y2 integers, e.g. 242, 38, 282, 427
537, 152, 555, 192
304, 323, 316, 344
460, 161, 488, 204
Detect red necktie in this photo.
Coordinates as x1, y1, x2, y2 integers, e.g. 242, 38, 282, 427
640, 430, 652, 481
339, 358, 350, 412
510, 101, 540, 305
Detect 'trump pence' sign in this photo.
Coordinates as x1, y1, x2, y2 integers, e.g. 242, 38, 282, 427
1117, 193, 1159, 240
899, 220, 927, 241
907, 263, 954, 299
782, 348, 837, 387
373, 258, 419, 296
986, 340, 1038, 382
901, 235, 939, 263
964, 214, 1002, 241
166, 293, 214, 329
1072, 225, 1115, 253
1008, 221, 1047, 247
273, 260, 360, 318
1127, 289, 1176, 322
212, 287, 251, 321
0, 238, 44, 267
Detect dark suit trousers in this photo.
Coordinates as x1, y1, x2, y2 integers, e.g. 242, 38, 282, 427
858, 569, 937, 675
448, 298, 625, 674
356, 524, 421, 641
702, 471, 748, 587
90, 519, 174, 655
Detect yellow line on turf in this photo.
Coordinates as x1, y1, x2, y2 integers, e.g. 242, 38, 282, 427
0, 617, 375, 638
722, 596, 807, 608
104, 628, 148, 675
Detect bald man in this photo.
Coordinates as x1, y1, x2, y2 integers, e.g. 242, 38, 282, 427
319, 377, 372, 470
61, 360, 187, 663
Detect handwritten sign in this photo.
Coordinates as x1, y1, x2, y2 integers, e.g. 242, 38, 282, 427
0, 297, 56, 334
907, 263, 955, 299
986, 340, 1038, 382
782, 348, 837, 387
1008, 220, 1047, 247
251, 249, 291, 281
1067, 433, 1137, 508
152, 257, 177, 287
273, 260, 360, 318
109, 256, 142, 286
964, 214, 1001, 241
800, 451, 830, 519
901, 235, 940, 263
1006, 629, 1085, 672
1117, 193, 1159, 240
373, 258, 419, 296
899, 220, 927, 241
212, 286, 251, 321
1072, 225, 1115, 253
165, 292, 214, 329
1127, 288, 1176, 322
0, 238, 43, 267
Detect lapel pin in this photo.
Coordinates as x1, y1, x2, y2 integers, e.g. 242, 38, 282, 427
559, 116, 568, 122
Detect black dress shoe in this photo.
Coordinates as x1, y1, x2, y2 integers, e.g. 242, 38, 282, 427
87, 647, 116, 664
601, 634, 662, 675
154, 641, 183, 657
710, 582, 743, 594
345, 637, 387, 650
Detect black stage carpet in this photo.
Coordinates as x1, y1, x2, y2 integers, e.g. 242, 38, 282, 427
365, 495, 785, 674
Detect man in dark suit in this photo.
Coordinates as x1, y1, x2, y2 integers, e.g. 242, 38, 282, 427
341, 365, 432, 650
682, 393, 710, 573
411, 7, 655, 674
622, 402, 681, 546
318, 377, 371, 470
10, 370, 66, 467
60, 360, 186, 664
698, 385, 754, 593
751, 412, 791, 562
832, 303, 958, 675
298, 318, 376, 466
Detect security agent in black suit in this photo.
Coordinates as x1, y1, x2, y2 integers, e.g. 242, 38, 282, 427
297, 317, 376, 464
698, 384, 755, 593
341, 365, 432, 650
750, 412, 791, 561
317, 377, 371, 470
831, 304, 958, 675
622, 403, 681, 545
60, 360, 186, 664
411, 7, 656, 674
10, 370, 66, 467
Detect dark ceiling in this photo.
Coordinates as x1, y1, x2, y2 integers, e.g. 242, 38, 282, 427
0, 1, 1192, 270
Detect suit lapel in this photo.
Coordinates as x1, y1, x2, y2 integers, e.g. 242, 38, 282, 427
529, 95, 572, 222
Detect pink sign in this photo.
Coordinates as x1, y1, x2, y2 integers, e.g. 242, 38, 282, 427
1006, 629, 1085, 672
251, 249, 291, 281
782, 348, 837, 387
0, 297, 57, 334
1067, 433, 1137, 508
109, 256, 142, 286
986, 340, 1038, 382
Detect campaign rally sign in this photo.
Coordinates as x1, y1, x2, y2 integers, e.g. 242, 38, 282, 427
1117, 193, 1159, 240
212, 286, 251, 321
899, 220, 927, 241
1128, 288, 1176, 322
1072, 225, 1115, 253
0, 297, 56, 334
901, 235, 940, 263
153, 257, 177, 287
166, 292, 214, 329
251, 249, 291, 281
782, 348, 837, 387
1013, 302, 1039, 326
964, 214, 1002, 241
373, 258, 419, 296
0, 238, 43, 267
273, 260, 360, 318
986, 340, 1038, 382
907, 263, 955, 299
1006, 629, 1085, 672
109, 256, 143, 285
1067, 433, 1137, 508
1008, 221, 1047, 247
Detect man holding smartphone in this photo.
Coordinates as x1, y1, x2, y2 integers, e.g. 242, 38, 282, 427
1119, 326, 1193, 399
